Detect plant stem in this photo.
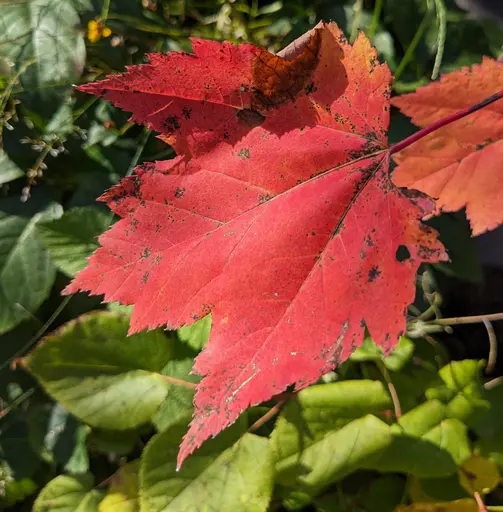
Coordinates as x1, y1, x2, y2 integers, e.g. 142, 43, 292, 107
248, 402, 284, 433
394, 11, 431, 81
376, 361, 402, 419
427, 312, 503, 326
484, 376, 503, 390
160, 374, 197, 389
389, 88, 503, 154
484, 319, 497, 374
368, 0, 383, 40
350, 0, 364, 43
474, 491, 488, 512
431, 0, 446, 79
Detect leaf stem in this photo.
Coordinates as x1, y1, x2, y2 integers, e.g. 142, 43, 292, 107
393, 10, 431, 81
368, 0, 383, 40
389, 88, 503, 155
474, 491, 488, 512
376, 361, 402, 419
160, 375, 197, 389
484, 319, 497, 375
248, 402, 284, 433
428, 312, 503, 326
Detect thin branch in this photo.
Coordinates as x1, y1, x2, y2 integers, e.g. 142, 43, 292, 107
474, 491, 488, 512
428, 312, 503, 327
376, 361, 401, 419
390, 88, 503, 155
248, 402, 284, 433
484, 376, 503, 390
484, 319, 498, 375
160, 375, 197, 389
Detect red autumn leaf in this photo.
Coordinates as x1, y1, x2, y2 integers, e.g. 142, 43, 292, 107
65, 22, 446, 467
391, 57, 503, 236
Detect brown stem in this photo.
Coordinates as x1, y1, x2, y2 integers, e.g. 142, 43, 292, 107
484, 376, 503, 390
160, 374, 197, 389
428, 312, 503, 326
376, 361, 401, 419
248, 402, 284, 433
389, 88, 503, 155
474, 491, 488, 512
484, 320, 498, 375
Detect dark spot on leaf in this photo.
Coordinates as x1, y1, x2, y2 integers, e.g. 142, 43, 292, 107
396, 245, 411, 262
305, 82, 317, 94
237, 148, 250, 159
182, 107, 192, 119
237, 109, 265, 127
163, 115, 181, 131
140, 247, 150, 260
175, 187, 185, 198
368, 266, 381, 282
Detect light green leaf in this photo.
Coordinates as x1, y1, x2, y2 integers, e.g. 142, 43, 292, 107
384, 336, 415, 372
24, 311, 174, 430
99, 461, 139, 512
0, 202, 62, 334
366, 401, 460, 478
349, 336, 415, 371
271, 380, 392, 463
38, 207, 110, 276
275, 415, 393, 507
177, 315, 211, 351
33, 474, 103, 512
0, 151, 23, 185
422, 419, 471, 466
140, 427, 273, 512
0, 0, 86, 96
426, 360, 490, 426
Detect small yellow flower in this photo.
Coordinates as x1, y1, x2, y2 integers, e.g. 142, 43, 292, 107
87, 19, 112, 43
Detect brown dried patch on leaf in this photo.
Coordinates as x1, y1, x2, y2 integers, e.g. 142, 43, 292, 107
251, 29, 321, 110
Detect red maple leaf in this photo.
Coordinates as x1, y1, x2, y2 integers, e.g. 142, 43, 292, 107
392, 57, 503, 236
65, 22, 447, 467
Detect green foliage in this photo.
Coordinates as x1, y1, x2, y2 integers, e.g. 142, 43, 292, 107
1, 0, 503, 510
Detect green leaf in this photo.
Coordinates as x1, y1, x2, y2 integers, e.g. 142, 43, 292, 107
152, 358, 199, 432
384, 337, 415, 372
422, 419, 471, 466
349, 336, 415, 371
177, 314, 211, 351
30, 403, 89, 474
87, 429, 139, 456
33, 474, 103, 512
362, 475, 406, 512
99, 460, 139, 512
0, 151, 23, 185
426, 360, 490, 426
364, 401, 463, 479
38, 207, 110, 276
140, 427, 274, 512
0, 0, 86, 97
271, 380, 392, 463
0, 202, 62, 334
0, 417, 43, 479
24, 311, 174, 430
275, 415, 393, 507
